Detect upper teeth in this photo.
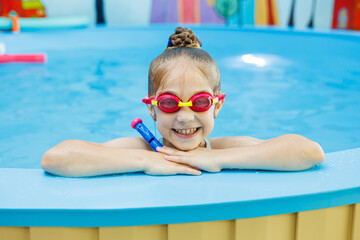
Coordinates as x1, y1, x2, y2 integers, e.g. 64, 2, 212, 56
174, 128, 197, 135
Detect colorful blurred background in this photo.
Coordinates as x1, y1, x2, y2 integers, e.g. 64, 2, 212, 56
1, 0, 360, 30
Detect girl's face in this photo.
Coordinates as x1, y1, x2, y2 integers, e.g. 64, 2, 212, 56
149, 65, 223, 150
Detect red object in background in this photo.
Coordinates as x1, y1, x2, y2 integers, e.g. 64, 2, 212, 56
0, 0, 46, 18
0, 54, 47, 63
178, 0, 200, 24
332, 0, 354, 29
267, 0, 275, 25
0, 0, 23, 17
22, 8, 46, 18
22, 0, 46, 18
353, 0, 360, 29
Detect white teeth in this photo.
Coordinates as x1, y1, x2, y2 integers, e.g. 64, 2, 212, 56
174, 128, 198, 135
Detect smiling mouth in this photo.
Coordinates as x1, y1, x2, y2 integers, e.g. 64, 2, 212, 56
172, 127, 200, 135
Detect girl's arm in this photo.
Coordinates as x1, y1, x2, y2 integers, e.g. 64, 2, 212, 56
157, 134, 325, 172
209, 136, 268, 148
215, 134, 325, 171
41, 138, 201, 177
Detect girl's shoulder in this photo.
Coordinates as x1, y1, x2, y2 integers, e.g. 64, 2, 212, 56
100, 137, 153, 151
208, 136, 268, 149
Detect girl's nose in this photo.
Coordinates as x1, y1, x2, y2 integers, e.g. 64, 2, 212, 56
176, 107, 195, 123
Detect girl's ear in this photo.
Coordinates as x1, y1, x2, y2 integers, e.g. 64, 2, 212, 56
148, 105, 157, 121
214, 99, 224, 118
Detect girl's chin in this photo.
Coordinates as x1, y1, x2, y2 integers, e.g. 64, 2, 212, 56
174, 144, 198, 151
168, 138, 202, 151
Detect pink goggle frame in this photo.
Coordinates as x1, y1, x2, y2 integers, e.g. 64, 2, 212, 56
142, 92, 226, 113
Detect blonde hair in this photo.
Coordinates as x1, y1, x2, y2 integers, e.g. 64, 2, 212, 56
148, 27, 221, 96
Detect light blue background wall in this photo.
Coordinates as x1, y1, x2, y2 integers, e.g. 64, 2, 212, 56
42, 0, 96, 24
42, 0, 152, 25
104, 0, 152, 25
40, 0, 336, 29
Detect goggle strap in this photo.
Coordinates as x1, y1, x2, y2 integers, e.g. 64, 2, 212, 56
212, 94, 226, 104
142, 99, 151, 104
218, 94, 226, 101
142, 98, 158, 106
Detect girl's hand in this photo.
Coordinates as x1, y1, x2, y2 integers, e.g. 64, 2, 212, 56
143, 151, 202, 176
156, 146, 222, 173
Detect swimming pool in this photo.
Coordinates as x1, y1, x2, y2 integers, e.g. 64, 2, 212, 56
0, 27, 359, 240
1, 26, 360, 169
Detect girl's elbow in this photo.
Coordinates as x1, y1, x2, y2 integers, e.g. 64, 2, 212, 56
41, 140, 75, 175
41, 148, 61, 173
303, 139, 325, 166
310, 142, 325, 164
285, 134, 325, 169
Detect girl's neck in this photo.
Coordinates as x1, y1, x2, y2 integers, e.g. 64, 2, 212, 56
162, 138, 206, 149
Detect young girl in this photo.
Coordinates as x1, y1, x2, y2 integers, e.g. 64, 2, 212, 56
41, 27, 325, 177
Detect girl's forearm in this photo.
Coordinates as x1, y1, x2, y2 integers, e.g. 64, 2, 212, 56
219, 134, 325, 171
41, 140, 145, 177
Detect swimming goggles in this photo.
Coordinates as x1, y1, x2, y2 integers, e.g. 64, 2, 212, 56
142, 92, 225, 113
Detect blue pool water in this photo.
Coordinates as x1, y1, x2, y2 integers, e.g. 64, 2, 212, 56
0, 27, 359, 168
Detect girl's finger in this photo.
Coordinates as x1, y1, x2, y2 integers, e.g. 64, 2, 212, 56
156, 147, 168, 153
177, 166, 201, 175
164, 155, 183, 162
157, 146, 183, 156
165, 156, 194, 167
169, 159, 199, 171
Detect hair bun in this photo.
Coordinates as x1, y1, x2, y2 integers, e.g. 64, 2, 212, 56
167, 27, 202, 50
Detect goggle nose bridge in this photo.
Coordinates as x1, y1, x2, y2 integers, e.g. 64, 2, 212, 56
178, 100, 193, 107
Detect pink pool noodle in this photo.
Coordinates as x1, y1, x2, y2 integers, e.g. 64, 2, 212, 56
0, 54, 47, 63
